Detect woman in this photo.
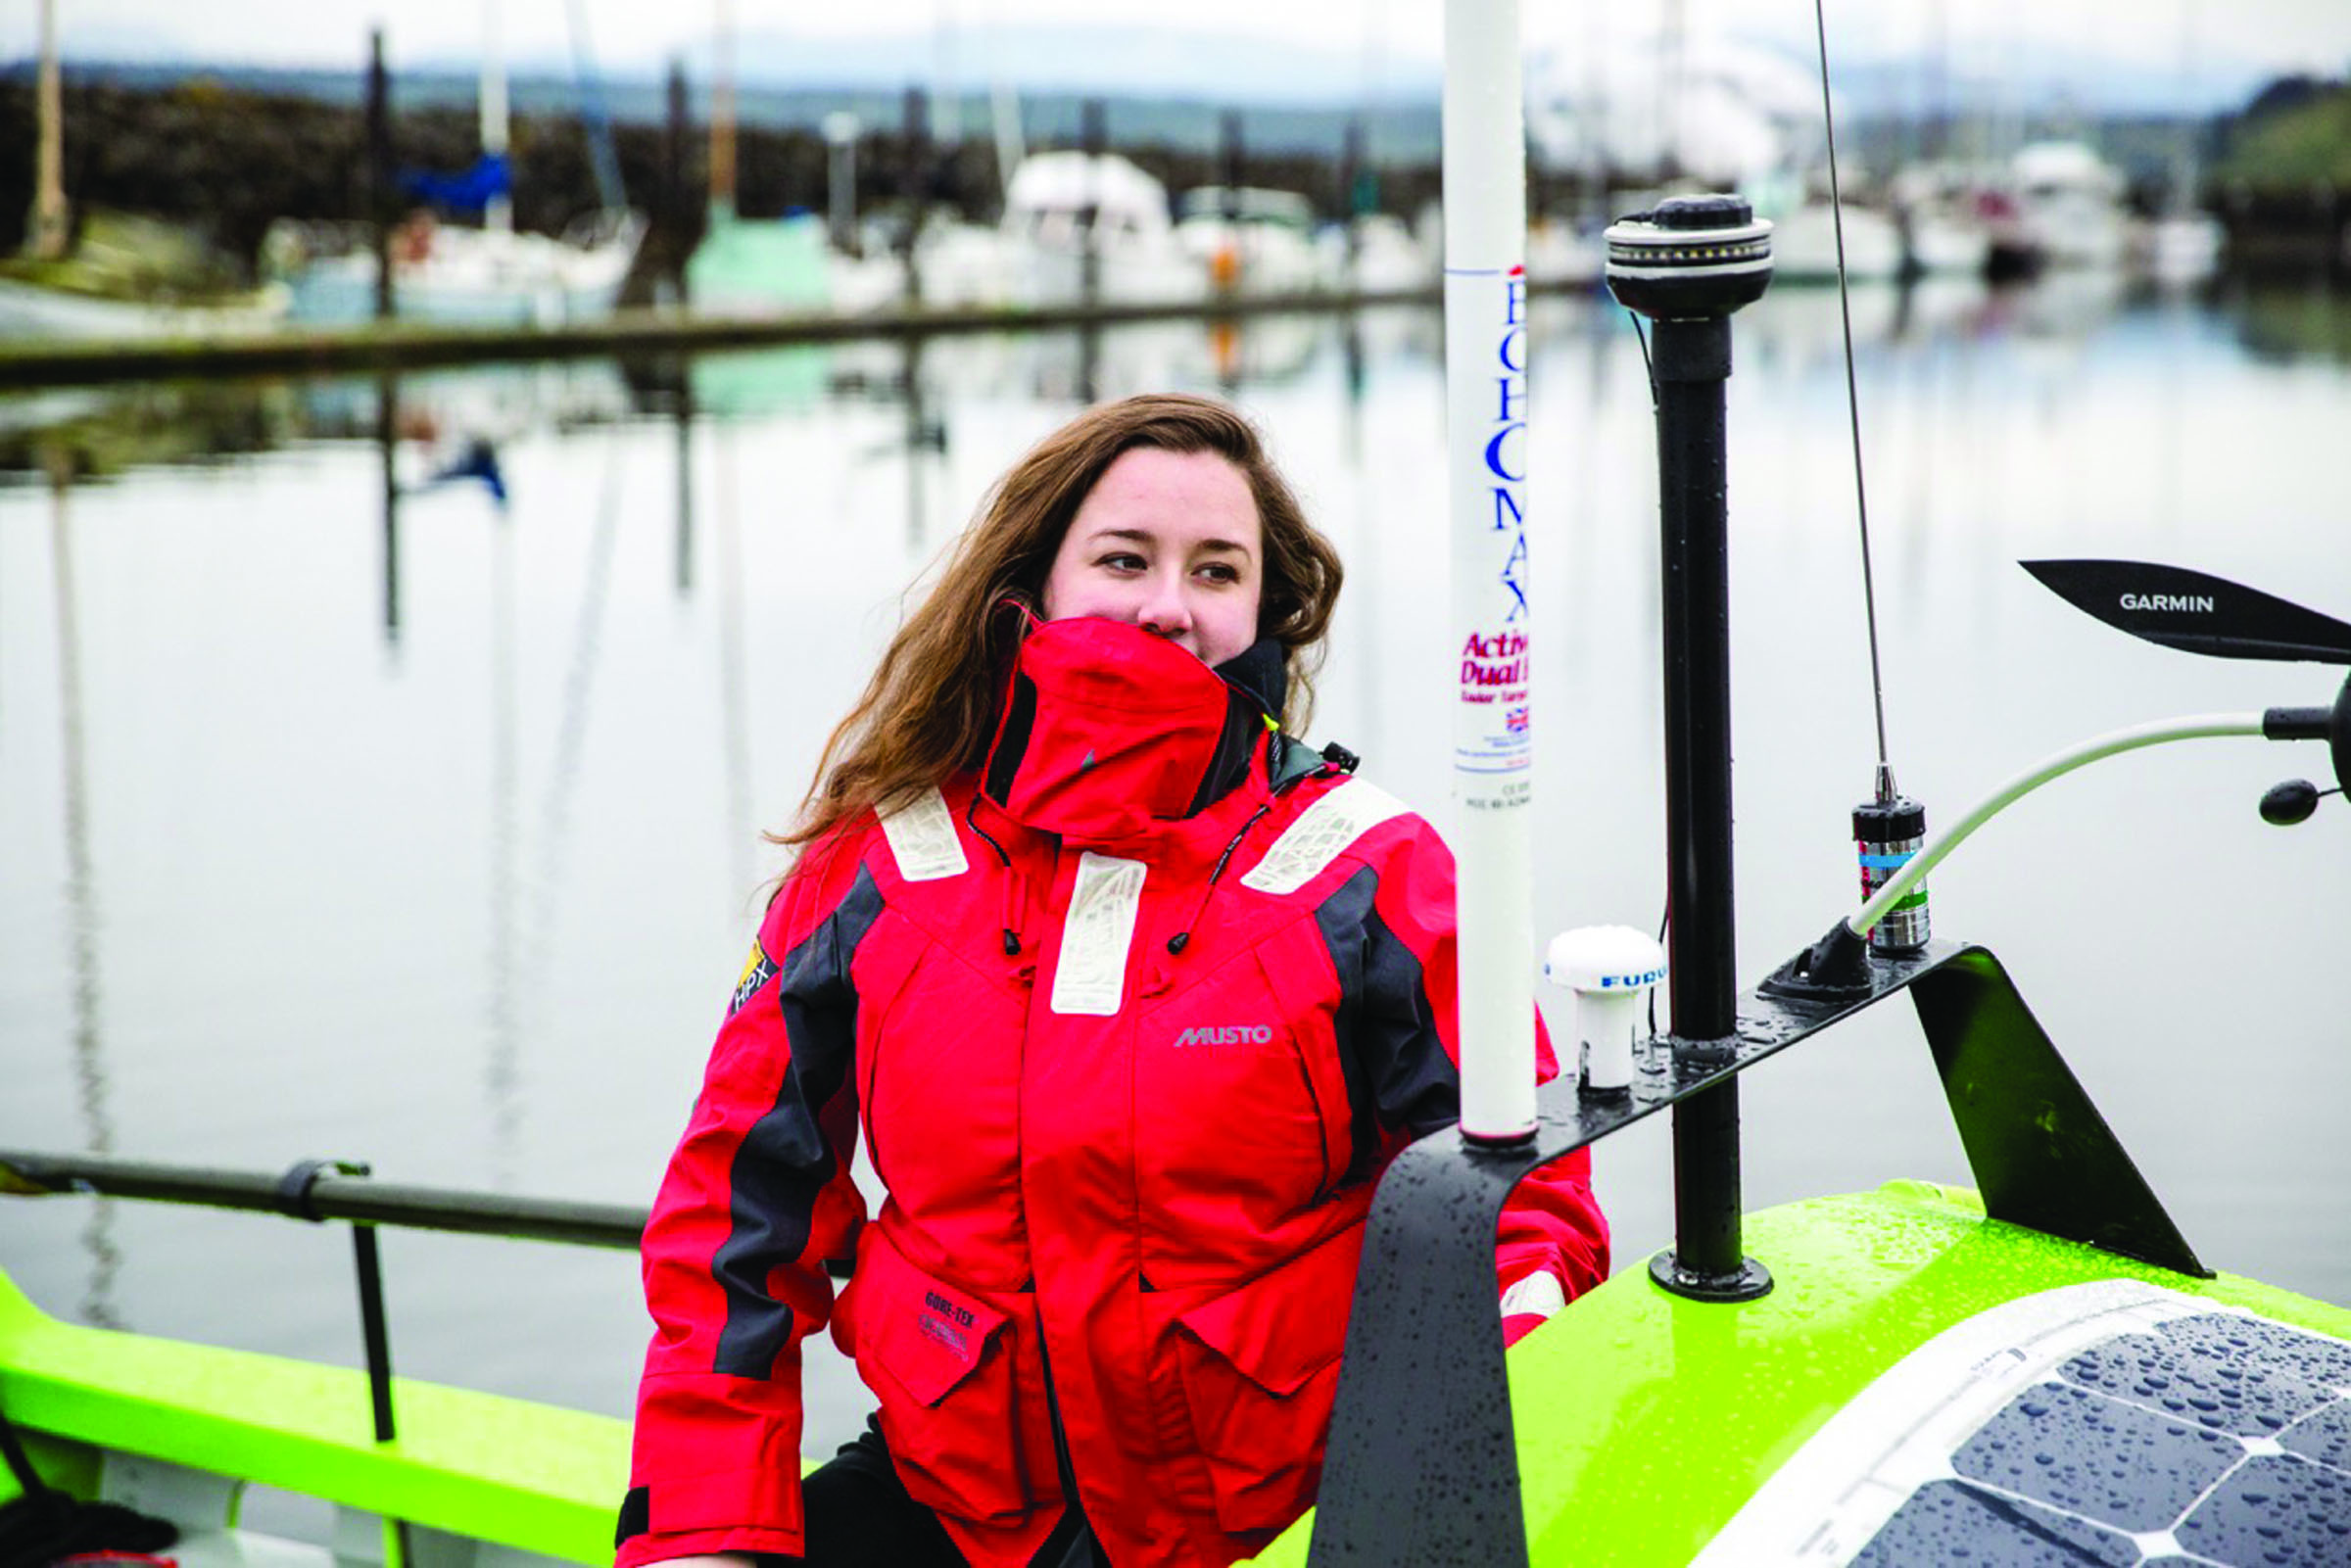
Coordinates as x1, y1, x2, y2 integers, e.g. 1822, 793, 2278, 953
619, 394, 1608, 1568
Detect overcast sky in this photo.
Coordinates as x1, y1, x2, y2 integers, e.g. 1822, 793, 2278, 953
11, 0, 2348, 105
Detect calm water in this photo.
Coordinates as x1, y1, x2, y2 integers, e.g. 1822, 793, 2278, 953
4, 272, 2348, 1449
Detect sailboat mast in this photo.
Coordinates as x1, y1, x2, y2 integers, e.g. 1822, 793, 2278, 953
482, 0, 512, 233
1443, 0, 1536, 1144
29, 0, 69, 261
710, 0, 738, 221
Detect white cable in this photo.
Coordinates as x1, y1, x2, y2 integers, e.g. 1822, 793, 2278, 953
1848, 713, 2268, 937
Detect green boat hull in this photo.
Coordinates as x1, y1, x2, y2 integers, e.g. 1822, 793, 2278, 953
8, 1177, 2347, 1565
1253, 1177, 2351, 1565
0, 1260, 628, 1565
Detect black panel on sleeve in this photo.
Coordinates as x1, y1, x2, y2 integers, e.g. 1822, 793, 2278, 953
711, 867, 887, 1377
1315, 864, 1462, 1185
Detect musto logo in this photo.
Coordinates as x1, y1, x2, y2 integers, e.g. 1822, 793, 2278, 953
1172, 1024, 1276, 1048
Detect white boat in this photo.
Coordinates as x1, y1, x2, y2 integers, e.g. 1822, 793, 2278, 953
2011, 141, 2134, 270
1889, 163, 1996, 278
1174, 186, 1332, 298
1319, 213, 1439, 296
995, 150, 1198, 307
2134, 140, 2228, 288
1524, 33, 1820, 192
1524, 214, 1606, 290
0, 273, 289, 340
288, 210, 644, 327
1759, 197, 1906, 283
907, 216, 1015, 309
2139, 211, 2227, 285
1903, 211, 1991, 278
2129, 98, 2228, 288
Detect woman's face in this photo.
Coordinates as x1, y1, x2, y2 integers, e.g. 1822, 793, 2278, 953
1040, 447, 1265, 669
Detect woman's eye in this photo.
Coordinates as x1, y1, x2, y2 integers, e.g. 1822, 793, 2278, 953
1197, 562, 1242, 585
1096, 552, 1146, 572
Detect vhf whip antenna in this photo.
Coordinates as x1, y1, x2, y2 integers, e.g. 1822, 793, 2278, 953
1765, 561, 2351, 1003
1810, 0, 1929, 952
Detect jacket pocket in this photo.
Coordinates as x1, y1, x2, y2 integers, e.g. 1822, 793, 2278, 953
847, 1232, 1030, 1523
1174, 1224, 1363, 1534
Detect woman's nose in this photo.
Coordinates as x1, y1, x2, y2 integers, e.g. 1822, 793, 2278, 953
1137, 574, 1192, 638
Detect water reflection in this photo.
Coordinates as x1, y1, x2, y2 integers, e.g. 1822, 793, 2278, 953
377, 373, 400, 643
896, 335, 943, 554
669, 376, 694, 597
47, 451, 122, 1328
4, 276, 2327, 499
0, 383, 308, 482
488, 461, 521, 1189
2230, 280, 2351, 365
716, 422, 757, 901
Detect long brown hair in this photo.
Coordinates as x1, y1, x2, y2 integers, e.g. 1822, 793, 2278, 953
778, 393, 1344, 850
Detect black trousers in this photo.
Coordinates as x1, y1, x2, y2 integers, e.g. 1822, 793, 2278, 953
789, 1417, 1103, 1568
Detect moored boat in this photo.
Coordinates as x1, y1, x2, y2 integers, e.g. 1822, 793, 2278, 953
0, 207, 290, 342
0, 274, 290, 341
2011, 141, 2134, 271
996, 150, 1199, 307
1175, 186, 1333, 299
285, 210, 645, 328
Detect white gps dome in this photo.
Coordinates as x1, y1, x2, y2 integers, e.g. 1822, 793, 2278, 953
1543, 926, 1668, 1094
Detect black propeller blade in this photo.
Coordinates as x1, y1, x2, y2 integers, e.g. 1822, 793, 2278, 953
2021, 559, 2351, 665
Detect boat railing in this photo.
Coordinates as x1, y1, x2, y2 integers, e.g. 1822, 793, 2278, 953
0, 1149, 645, 1250
0, 1148, 645, 1447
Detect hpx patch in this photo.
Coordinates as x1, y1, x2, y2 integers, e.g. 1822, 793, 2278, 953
729, 940, 777, 1017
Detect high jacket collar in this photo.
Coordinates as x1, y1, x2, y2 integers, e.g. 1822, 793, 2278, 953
980, 617, 1284, 847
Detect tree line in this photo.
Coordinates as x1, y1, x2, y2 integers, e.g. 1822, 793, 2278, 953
0, 74, 1440, 282
3, 70, 2344, 283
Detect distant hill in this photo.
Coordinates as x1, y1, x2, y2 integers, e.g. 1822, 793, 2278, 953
4, 21, 1438, 108
722, 23, 1440, 109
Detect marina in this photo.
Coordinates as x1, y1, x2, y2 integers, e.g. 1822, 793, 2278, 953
6, 1, 2351, 1563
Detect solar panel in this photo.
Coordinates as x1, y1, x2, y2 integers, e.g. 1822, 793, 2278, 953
1692, 1283, 2351, 1566
1859, 1310, 2351, 1564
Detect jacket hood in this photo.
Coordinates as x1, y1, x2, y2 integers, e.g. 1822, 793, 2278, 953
981, 617, 1284, 842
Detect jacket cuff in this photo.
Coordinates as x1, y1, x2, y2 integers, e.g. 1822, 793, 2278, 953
614, 1464, 805, 1568
616, 1526, 803, 1568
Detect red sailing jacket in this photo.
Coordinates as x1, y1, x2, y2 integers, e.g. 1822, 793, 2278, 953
620, 619, 1609, 1568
